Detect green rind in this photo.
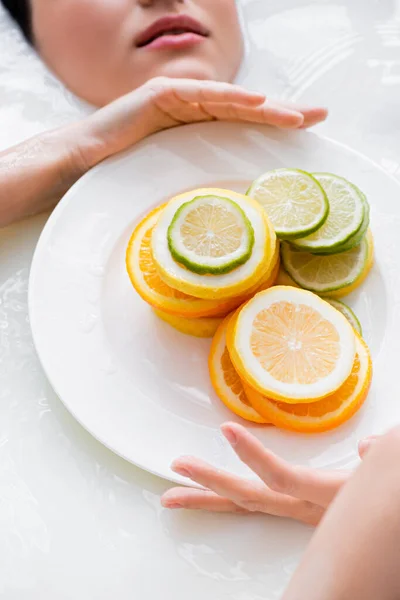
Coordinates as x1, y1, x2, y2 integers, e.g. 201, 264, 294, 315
325, 299, 363, 336
291, 173, 366, 253
167, 195, 255, 275
281, 238, 369, 294
246, 168, 329, 240
309, 188, 370, 256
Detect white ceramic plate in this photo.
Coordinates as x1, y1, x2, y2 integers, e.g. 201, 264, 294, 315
29, 122, 399, 486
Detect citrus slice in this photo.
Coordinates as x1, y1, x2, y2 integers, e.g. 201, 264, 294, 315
246, 168, 328, 239
331, 193, 370, 254
291, 174, 365, 253
275, 266, 299, 287
168, 195, 254, 275
126, 206, 252, 318
154, 308, 223, 338
227, 286, 356, 403
127, 206, 279, 318
327, 230, 374, 298
326, 299, 362, 335
281, 233, 372, 294
209, 316, 269, 423
244, 334, 372, 433
152, 188, 275, 299
252, 251, 280, 293
209, 246, 281, 317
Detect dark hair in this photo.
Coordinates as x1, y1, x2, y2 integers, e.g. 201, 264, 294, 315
1, 0, 32, 43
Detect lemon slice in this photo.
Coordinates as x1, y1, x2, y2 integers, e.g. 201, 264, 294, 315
167, 195, 254, 275
227, 286, 356, 403
292, 174, 365, 252
326, 299, 362, 335
281, 235, 370, 294
247, 168, 328, 239
154, 308, 223, 338
152, 188, 275, 300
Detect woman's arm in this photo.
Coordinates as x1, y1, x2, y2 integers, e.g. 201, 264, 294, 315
0, 78, 327, 228
0, 124, 89, 228
283, 428, 400, 600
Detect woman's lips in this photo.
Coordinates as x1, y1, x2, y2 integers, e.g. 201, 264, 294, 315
135, 15, 210, 50
144, 32, 207, 50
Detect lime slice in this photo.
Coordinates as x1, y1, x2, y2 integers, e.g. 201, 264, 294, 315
281, 237, 369, 294
152, 188, 274, 300
246, 168, 328, 240
292, 174, 365, 253
324, 190, 370, 255
311, 188, 370, 255
326, 299, 362, 335
167, 195, 254, 275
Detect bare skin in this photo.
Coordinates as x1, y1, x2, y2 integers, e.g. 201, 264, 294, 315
0, 78, 327, 228
4, 3, 399, 597
163, 424, 400, 599
162, 423, 400, 600
0, 0, 327, 228
283, 429, 400, 600
31, 0, 245, 106
161, 422, 362, 523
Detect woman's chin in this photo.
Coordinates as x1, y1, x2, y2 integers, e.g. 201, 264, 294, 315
149, 58, 237, 85
66, 57, 240, 106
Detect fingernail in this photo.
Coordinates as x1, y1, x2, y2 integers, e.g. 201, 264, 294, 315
223, 426, 238, 447
172, 465, 192, 478
164, 502, 183, 509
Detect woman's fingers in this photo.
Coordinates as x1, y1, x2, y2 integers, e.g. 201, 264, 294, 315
197, 96, 326, 128
200, 100, 304, 128
276, 101, 328, 128
162, 487, 247, 513
151, 78, 266, 106
300, 107, 328, 128
149, 79, 327, 130
170, 456, 324, 526
221, 423, 348, 508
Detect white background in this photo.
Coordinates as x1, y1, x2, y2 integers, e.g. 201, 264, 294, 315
1, 1, 400, 598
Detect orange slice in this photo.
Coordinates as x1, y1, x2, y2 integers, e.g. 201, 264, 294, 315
227, 286, 356, 403
244, 334, 372, 433
209, 316, 269, 423
154, 308, 223, 338
126, 205, 279, 318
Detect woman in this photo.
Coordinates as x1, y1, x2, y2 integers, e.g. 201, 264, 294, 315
3, 2, 397, 598
0, 0, 327, 228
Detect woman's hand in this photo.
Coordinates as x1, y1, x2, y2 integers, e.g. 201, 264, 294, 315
161, 423, 374, 526
0, 77, 327, 228
78, 77, 328, 167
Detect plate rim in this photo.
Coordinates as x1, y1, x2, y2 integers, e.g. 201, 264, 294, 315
28, 121, 400, 484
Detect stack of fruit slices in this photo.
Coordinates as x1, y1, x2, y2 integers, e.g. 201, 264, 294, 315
247, 170, 373, 298
209, 286, 372, 433
126, 188, 279, 338
126, 170, 374, 433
